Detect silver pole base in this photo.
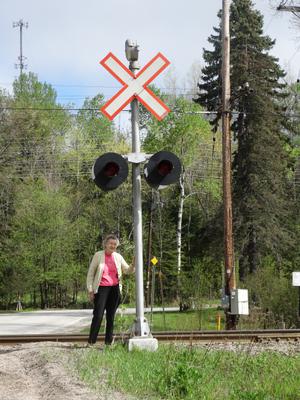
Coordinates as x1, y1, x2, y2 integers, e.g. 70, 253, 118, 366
128, 336, 158, 352
131, 317, 151, 337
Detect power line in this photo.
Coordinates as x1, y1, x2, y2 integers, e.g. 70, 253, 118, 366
1, 106, 300, 118
0, 81, 199, 91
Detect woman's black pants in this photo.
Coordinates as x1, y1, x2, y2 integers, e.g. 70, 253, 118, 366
88, 285, 120, 345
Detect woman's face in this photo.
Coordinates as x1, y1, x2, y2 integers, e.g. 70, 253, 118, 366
104, 239, 118, 254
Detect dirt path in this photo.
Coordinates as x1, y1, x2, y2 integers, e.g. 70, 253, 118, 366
0, 342, 133, 400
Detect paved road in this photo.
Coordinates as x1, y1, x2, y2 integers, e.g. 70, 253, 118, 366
0, 307, 179, 335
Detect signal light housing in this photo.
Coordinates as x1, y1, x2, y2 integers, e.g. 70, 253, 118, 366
92, 152, 128, 191
144, 151, 181, 190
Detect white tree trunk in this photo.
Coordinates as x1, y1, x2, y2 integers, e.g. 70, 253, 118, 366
177, 170, 185, 301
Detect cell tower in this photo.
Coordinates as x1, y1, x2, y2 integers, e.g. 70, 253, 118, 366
13, 19, 28, 77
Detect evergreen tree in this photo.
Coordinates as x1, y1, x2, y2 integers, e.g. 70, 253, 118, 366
194, 0, 293, 279
194, 10, 222, 133
283, 82, 300, 275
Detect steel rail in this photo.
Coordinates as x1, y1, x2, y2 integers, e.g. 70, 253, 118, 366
0, 330, 299, 345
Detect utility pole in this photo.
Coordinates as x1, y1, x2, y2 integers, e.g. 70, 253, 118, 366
221, 0, 237, 330
13, 19, 28, 77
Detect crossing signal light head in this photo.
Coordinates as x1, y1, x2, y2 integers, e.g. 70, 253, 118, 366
157, 160, 173, 176
103, 162, 119, 177
92, 152, 128, 191
144, 151, 181, 190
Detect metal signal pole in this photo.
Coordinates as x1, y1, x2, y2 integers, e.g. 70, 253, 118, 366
13, 19, 28, 77
129, 59, 149, 337
222, 0, 237, 330
125, 40, 158, 351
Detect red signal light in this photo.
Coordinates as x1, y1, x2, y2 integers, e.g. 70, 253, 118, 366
157, 160, 173, 176
144, 151, 181, 189
104, 162, 119, 177
93, 152, 128, 191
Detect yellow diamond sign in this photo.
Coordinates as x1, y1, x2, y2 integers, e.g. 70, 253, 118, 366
151, 256, 158, 265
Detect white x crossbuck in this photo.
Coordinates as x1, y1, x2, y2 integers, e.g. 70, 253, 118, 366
100, 52, 170, 121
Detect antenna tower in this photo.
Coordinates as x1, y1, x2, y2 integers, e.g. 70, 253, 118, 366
13, 19, 28, 77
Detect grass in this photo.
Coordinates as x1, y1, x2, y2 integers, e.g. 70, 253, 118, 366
123, 308, 223, 332
81, 308, 224, 334
70, 344, 300, 400
148, 308, 223, 331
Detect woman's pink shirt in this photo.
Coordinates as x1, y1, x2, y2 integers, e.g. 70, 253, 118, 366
99, 253, 119, 286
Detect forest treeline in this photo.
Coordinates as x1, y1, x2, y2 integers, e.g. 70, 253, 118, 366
0, 0, 299, 328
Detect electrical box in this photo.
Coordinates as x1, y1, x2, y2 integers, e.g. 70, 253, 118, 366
230, 289, 249, 315
292, 272, 300, 287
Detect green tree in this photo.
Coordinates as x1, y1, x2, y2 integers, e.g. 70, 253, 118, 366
282, 82, 300, 278
64, 95, 133, 270
143, 94, 222, 305
0, 90, 16, 254
245, 258, 299, 328
5, 179, 75, 308
11, 73, 70, 179
76, 94, 115, 148
231, 0, 293, 278
195, 0, 294, 280
0, 73, 73, 307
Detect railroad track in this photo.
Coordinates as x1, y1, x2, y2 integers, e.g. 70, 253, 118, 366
0, 329, 299, 345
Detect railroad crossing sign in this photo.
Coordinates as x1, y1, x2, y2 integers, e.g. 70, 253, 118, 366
100, 52, 170, 121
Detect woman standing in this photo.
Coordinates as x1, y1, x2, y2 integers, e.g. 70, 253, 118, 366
87, 234, 134, 345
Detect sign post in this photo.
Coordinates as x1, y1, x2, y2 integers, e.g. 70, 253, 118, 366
292, 272, 300, 317
99, 40, 171, 351
150, 257, 158, 327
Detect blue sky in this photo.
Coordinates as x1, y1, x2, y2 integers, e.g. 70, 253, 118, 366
1, 0, 300, 110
